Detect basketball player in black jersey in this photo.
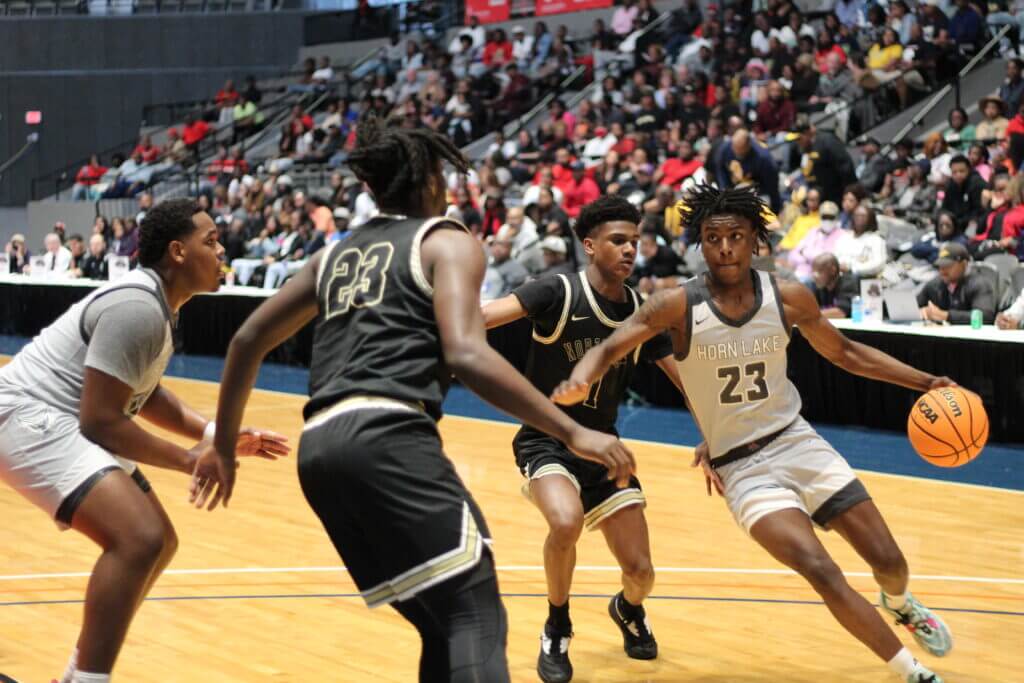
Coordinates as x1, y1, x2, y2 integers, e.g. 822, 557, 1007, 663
483, 196, 685, 683
554, 185, 955, 683
193, 117, 636, 682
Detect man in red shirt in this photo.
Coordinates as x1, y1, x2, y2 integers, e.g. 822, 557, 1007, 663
655, 140, 703, 189
132, 134, 161, 164
182, 113, 211, 148
563, 162, 601, 218
214, 81, 239, 112
482, 28, 514, 68
71, 155, 107, 201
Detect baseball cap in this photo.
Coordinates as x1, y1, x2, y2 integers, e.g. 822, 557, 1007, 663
333, 206, 351, 220
820, 201, 839, 219
935, 242, 970, 267
540, 235, 567, 254
512, 25, 525, 34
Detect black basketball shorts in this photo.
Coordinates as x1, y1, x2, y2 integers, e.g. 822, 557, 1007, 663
513, 427, 645, 531
298, 401, 492, 608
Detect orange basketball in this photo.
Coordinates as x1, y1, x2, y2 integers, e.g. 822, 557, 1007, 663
907, 387, 988, 467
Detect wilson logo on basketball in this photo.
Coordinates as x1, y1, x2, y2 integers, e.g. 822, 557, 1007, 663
938, 389, 963, 418
917, 400, 939, 424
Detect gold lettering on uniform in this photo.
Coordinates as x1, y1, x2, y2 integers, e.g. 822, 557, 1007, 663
575, 340, 585, 359
563, 343, 576, 362
697, 345, 708, 360
584, 338, 594, 352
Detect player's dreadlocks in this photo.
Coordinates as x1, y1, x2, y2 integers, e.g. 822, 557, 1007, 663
678, 184, 771, 249
573, 194, 642, 241
347, 114, 470, 214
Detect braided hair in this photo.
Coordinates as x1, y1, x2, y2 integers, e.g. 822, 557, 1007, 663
346, 114, 469, 214
678, 184, 771, 249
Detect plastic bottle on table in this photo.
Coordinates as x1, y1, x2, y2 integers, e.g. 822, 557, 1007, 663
851, 296, 863, 323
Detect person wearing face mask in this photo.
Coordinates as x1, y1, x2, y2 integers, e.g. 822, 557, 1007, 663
786, 200, 844, 281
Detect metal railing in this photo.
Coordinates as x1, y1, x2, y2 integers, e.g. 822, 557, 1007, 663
883, 24, 1011, 156
30, 82, 305, 200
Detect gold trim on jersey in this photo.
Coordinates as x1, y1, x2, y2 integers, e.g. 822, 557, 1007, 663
410, 216, 470, 298
520, 462, 582, 501
578, 271, 640, 329
360, 501, 485, 608
303, 394, 426, 432
582, 487, 646, 530
532, 273, 573, 344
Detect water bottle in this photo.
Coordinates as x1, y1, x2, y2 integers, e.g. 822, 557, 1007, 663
851, 296, 863, 323
971, 308, 983, 329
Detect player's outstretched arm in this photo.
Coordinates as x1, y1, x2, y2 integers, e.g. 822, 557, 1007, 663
552, 288, 688, 406
424, 226, 635, 485
481, 293, 528, 329
138, 385, 289, 461
189, 252, 322, 510
780, 280, 955, 393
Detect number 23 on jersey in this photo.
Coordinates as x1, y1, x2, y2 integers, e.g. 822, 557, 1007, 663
324, 243, 395, 318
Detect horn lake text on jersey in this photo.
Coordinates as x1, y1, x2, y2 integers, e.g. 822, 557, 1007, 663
695, 335, 786, 361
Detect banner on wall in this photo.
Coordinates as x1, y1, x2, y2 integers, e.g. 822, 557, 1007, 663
465, 0, 510, 24
534, 0, 611, 16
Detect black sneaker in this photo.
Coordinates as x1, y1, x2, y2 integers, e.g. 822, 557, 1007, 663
537, 622, 573, 683
608, 592, 658, 660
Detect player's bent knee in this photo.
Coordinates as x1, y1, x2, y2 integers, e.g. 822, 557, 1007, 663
119, 521, 172, 568
546, 512, 584, 547
160, 524, 180, 564
793, 553, 845, 593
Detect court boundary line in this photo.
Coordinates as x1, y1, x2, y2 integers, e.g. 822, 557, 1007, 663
1, 565, 1021, 585
1, 591, 1021, 617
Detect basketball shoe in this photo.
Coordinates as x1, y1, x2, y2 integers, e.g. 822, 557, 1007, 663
881, 592, 953, 657
907, 668, 944, 683
537, 622, 573, 683
608, 591, 658, 659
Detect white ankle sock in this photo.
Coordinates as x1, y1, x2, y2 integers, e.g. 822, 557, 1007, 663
71, 671, 110, 683
886, 647, 918, 678
60, 648, 78, 683
884, 590, 910, 611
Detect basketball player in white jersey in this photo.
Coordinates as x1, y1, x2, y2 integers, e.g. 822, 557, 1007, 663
0, 199, 288, 683
552, 185, 954, 683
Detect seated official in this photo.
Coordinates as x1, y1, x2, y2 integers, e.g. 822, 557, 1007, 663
916, 243, 996, 324
809, 253, 859, 318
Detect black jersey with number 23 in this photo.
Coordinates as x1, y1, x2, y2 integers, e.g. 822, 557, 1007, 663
304, 215, 464, 421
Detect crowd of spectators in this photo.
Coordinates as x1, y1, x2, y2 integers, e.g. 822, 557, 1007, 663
21, 0, 1024, 330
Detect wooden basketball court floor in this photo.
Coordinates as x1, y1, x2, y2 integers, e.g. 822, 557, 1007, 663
0, 371, 1021, 682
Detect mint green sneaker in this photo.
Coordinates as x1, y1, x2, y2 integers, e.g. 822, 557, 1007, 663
906, 668, 944, 683
881, 592, 953, 657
